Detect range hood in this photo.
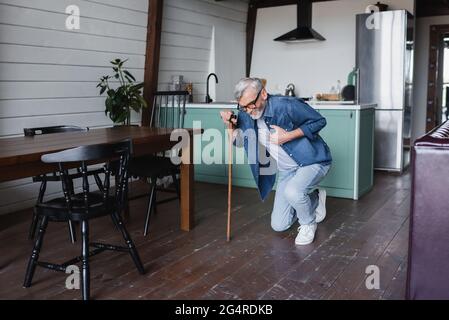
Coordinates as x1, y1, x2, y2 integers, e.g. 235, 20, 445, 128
274, 0, 325, 43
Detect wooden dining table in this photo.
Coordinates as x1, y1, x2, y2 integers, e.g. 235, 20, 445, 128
0, 126, 200, 231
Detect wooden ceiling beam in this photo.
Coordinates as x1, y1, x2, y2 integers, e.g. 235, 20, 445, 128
246, 2, 257, 77
142, 0, 164, 126
249, 0, 449, 17
416, 0, 449, 17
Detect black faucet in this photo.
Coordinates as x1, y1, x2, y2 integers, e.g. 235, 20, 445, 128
205, 73, 218, 103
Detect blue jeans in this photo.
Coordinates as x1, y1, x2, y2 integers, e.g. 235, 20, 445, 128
271, 163, 331, 232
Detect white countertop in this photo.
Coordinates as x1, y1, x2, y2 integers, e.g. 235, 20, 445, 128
186, 102, 236, 109
186, 102, 376, 111
308, 102, 377, 110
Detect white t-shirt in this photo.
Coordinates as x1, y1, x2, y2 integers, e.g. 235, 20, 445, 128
256, 118, 298, 172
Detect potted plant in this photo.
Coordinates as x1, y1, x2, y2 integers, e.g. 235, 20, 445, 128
97, 59, 147, 125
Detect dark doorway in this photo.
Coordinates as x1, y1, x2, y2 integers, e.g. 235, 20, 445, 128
440, 36, 449, 123
426, 25, 449, 131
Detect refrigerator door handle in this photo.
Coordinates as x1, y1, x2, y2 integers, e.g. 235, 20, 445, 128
355, 67, 360, 105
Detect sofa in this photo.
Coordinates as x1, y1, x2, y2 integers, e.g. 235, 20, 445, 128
407, 120, 449, 299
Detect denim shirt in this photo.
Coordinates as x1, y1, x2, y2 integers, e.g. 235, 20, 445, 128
235, 95, 332, 201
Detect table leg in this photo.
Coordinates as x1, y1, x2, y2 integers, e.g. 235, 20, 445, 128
180, 135, 194, 231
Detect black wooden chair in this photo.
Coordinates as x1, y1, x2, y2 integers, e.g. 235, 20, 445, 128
23, 139, 145, 300
24, 125, 102, 243
128, 91, 188, 236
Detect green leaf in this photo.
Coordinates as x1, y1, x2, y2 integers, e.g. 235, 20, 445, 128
111, 59, 121, 65
129, 100, 140, 113
116, 87, 124, 95
116, 111, 127, 124
118, 59, 128, 68
131, 83, 145, 91
105, 98, 113, 118
123, 70, 136, 81
100, 86, 107, 95
138, 95, 148, 108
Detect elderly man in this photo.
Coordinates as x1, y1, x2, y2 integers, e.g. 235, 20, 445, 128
220, 78, 332, 245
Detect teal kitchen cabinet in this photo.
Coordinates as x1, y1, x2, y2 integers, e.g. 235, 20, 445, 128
227, 142, 257, 189
184, 104, 375, 200
184, 106, 256, 188
318, 110, 356, 196
184, 107, 227, 184
318, 108, 375, 199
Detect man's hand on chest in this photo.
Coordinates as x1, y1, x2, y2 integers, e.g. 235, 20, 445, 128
269, 125, 304, 145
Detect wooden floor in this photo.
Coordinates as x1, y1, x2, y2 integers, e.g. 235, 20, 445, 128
0, 171, 410, 300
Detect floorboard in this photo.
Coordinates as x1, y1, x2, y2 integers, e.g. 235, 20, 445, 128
0, 172, 411, 300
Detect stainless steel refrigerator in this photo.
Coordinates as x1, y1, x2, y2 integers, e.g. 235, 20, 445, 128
356, 10, 414, 173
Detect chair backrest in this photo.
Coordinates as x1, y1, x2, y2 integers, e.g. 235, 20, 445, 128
24, 125, 88, 137
150, 91, 188, 129
41, 140, 133, 212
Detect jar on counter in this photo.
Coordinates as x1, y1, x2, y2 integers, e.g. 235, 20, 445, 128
186, 83, 193, 103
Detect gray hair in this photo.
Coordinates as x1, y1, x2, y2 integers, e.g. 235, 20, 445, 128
234, 78, 263, 101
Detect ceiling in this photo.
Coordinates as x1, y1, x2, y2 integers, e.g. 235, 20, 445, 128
248, 0, 449, 17
416, 0, 449, 17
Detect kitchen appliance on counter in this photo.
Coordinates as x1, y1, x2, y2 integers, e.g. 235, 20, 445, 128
341, 85, 355, 101
356, 10, 414, 173
341, 68, 358, 102
169, 75, 185, 91
366, 2, 389, 13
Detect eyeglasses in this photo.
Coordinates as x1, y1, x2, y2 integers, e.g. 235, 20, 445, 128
237, 89, 262, 112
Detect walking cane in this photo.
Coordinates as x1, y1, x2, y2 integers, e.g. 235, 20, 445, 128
227, 113, 237, 242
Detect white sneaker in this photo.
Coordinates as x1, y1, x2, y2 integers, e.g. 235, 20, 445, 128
295, 223, 317, 246
315, 189, 327, 223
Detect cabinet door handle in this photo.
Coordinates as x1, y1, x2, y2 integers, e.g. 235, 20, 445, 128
350, 112, 353, 119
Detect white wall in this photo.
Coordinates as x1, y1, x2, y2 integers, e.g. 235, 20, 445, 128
0, 0, 249, 216
251, 0, 415, 98
158, 0, 247, 102
413, 15, 449, 141
0, 0, 148, 214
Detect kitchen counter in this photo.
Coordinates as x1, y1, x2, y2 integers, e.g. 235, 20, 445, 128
186, 102, 376, 111
308, 102, 376, 110
186, 102, 235, 109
